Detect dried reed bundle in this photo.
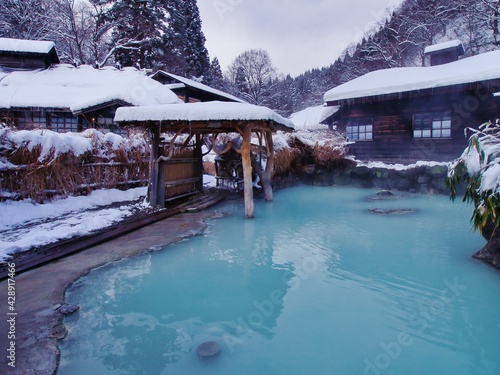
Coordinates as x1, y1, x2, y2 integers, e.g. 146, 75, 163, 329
273, 147, 301, 177
0, 128, 150, 202
312, 140, 348, 168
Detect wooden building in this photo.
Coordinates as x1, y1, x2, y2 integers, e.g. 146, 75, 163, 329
324, 49, 500, 164
0, 37, 244, 134
0, 38, 59, 70
151, 71, 245, 103
424, 40, 464, 66
0, 58, 180, 134
114, 102, 294, 218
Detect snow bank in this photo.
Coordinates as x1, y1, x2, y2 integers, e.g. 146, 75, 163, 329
0, 128, 148, 163
360, 160, 449, 171
0, 187, 147, 261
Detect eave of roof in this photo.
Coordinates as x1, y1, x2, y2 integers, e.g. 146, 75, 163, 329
152, 70, 246, 103
114, 102, 294, 133
324, 50, 500, 105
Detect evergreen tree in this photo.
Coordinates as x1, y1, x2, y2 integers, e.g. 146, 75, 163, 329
110, 0, 168, 69
183, 0, 210, 80
206, 57, 226, 90
159, 0, 210, 80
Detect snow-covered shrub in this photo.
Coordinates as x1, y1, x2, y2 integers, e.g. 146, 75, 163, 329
448, 121, 500, 232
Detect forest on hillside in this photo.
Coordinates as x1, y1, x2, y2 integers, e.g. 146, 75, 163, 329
1, 0, 500, 117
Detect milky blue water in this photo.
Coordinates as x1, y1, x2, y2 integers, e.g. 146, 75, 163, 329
58, 186, 500, 375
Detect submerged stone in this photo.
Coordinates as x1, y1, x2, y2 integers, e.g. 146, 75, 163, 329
58, 304, 80, 316
197, 341, 221, 357
367, 208, 417, 215
377, 190, 394, 196
367, 190, 407, 201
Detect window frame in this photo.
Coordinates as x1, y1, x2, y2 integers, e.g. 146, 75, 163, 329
345, 117, 373, 142
49, 112, 79, 133
413, 111, 452, 139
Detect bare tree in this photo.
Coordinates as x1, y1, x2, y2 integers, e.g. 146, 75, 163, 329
0, 0, 54, 40
227, 49, 280, 106
476, 0, 500, 45
50, 0, 95, 64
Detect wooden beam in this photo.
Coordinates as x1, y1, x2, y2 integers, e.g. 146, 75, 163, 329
241, 125, 254, 218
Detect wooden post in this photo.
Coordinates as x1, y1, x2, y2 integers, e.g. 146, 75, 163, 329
194, 133, 204, 192
241, 125, 254, 218
149, 125, 160, 207
157, 149, 165, 207
261, 130, 275, 202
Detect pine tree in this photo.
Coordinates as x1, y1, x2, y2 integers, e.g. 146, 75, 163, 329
183, 0, 210, 80
108, 0, 168, 69
158, 0, 210, 79
206, 57, 226, 90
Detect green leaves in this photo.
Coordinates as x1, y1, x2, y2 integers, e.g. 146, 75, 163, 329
447, 121, 500, 233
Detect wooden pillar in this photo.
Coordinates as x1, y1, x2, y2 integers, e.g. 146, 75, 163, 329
157, 150, 165, 207
261, 130, 275, 202
149, 125, 160, 207
241, 125, 254, 218
194, 133, 204, 192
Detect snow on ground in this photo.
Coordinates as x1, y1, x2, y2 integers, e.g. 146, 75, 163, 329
0, 187, 147, 262
0, 177, 219, 262
358, 160, 449, 170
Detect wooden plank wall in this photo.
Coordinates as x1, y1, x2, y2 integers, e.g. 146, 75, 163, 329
339, 90, 500, 163
163, 148, 198, 199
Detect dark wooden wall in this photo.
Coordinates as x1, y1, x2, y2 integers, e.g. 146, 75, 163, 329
0, 50, 58, 70
338, 89, 500, 164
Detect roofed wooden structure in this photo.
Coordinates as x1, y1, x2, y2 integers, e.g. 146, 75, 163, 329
151, 70, 245, 103
0, 37, 59, 70
324, 50, 500, 164
114, 102, 294, 218
424, 40, 464, 66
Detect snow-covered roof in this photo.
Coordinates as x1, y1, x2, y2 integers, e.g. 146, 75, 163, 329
0, 64, 180, 112
424, 39, 464, 55
0, 37, 55, 54
324, 50, 500, 103
114, 101, 295, 130
289, 105, 339, 130
154, 71, 245, 103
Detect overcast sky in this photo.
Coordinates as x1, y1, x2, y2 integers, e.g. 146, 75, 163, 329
197, 0, 405, 77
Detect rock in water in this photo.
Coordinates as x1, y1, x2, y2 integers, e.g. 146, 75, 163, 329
58, 304, 80, 315
367, 208, 416, 215
197, 341, 221, 357
377, 190, 394, 196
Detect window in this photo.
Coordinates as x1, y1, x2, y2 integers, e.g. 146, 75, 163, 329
345, 117, 373, 141
50, 113, 79, 132
413, 111, 451, 139
17, 111, 47, 129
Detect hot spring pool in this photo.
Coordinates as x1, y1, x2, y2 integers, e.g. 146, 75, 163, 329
58, 186, 500, 375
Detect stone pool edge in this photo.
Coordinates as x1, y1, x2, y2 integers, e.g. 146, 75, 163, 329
0, 210, 223, 375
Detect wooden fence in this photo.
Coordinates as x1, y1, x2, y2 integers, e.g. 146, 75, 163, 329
0, 159, 149, 202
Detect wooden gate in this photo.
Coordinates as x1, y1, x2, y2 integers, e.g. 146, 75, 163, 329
162, 144, 202, 203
